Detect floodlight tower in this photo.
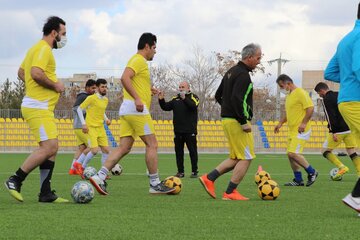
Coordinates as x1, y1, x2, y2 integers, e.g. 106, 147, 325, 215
268, 54, 290, 119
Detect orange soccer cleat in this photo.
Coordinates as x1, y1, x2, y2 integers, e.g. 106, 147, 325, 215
222, 189, 249, 201
199, 174, 216, 199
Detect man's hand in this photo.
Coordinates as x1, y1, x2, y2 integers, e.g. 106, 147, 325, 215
151, 87, 160, 96
274, 123, 282, 134
241, 124, 251, 133
54, 81, 65, 93
332, 133, 338, 142
106, 119, 111, 126
135, 98, 144, 112
82, 124, 89, 134
158, 91, 164, 100
298, 123, 306, 133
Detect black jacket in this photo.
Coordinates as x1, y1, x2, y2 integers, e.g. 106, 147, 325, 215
215, 61, 253, 124
322, 90, 350, 133
159, 92, 199, 134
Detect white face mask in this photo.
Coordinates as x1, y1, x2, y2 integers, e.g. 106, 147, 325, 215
56, 35, 67, 49
280, 88, 290, 95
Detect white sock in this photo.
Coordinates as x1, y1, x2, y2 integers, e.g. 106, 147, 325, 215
77, 153, 86, 164
70, 159, 76, 169
82, 152, 95, 168
98, 167, 109, 181
149, 173, 160, 187
101, 153, 109, 165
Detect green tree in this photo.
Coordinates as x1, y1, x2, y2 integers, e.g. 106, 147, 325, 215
0, 78, 13, 109
10, 78, 25, 109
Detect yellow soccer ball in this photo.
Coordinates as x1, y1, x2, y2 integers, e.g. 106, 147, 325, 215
164, 176, 182, 195
258, 179, 280, 200
255, 170, 271, 185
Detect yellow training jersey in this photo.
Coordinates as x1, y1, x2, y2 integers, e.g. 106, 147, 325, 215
80, 93, 109, 127
285, 88, 314, 133
123, 54, 151, 109
20, 40, 59, 111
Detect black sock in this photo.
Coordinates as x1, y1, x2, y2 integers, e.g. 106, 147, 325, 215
225, 181, 238, 194
207, 169, 220, 181
39, 160, 55, 194
352, 178, 360, 198
13, 168, 28, 182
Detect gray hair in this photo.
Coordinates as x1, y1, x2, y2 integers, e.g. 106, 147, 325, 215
241, 43, 261, 60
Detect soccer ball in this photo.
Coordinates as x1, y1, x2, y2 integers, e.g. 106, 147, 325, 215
71, 181, 95, 204
255, 170, 271, 185
83, 166, 97, 180
258, 179, 280, 200
111, 163, 123, 175
329, 168, 342, 181
164, 176, 182, 195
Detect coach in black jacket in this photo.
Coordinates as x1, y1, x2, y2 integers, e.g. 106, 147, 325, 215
158, 81, 200, 178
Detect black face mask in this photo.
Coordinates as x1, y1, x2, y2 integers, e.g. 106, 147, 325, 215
52, 33, 61, 49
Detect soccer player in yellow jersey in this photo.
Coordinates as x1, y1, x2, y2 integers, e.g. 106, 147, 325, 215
90, 33, 175, 195
4, 16, 69, 203
68, 79, 97, 175
274, 74, 318, 187
74, 79, 111, 177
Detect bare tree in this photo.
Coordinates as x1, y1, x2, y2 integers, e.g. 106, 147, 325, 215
166, 46, 221, 120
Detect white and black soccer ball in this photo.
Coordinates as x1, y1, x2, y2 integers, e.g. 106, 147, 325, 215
71, 181, 95, 204
111, 163, 123, 176
83, 166, 97, 180
329, 167, 342, 181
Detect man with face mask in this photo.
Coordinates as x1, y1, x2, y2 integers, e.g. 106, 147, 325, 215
314, 82, 360, 181
4, 16, 68, 203
158, 81, 200, 178
274, 74, 318, 187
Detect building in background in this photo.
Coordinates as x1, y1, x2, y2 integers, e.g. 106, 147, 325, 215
302, 70, 339, 118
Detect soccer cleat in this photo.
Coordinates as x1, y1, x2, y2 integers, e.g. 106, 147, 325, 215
89, 175, 108, 195
332, 166, 349, 181
342, 194, 360, 213
73, 162, 84, 179
68, 169, 78, 175
199, 174, 216, 198
190, 172, 198, 178
149, 181, 176, 194
222, 190, 249, 201
39, 190, 69, 203
284, 179, 304, 186
175, 172, 185, 178
306, 171, 319, 187
4, 177, 24, 202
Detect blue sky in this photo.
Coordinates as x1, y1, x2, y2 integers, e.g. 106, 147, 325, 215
0, 0, 357, 88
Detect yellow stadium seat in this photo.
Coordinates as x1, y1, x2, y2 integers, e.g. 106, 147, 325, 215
198, 120, 204, 125
157, 120, 163, 124
163, 120, 170, 124
5, 118, 11, 122
322, 121, 328, 126
65, 119, 71, 123
0, 118, 4, 122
